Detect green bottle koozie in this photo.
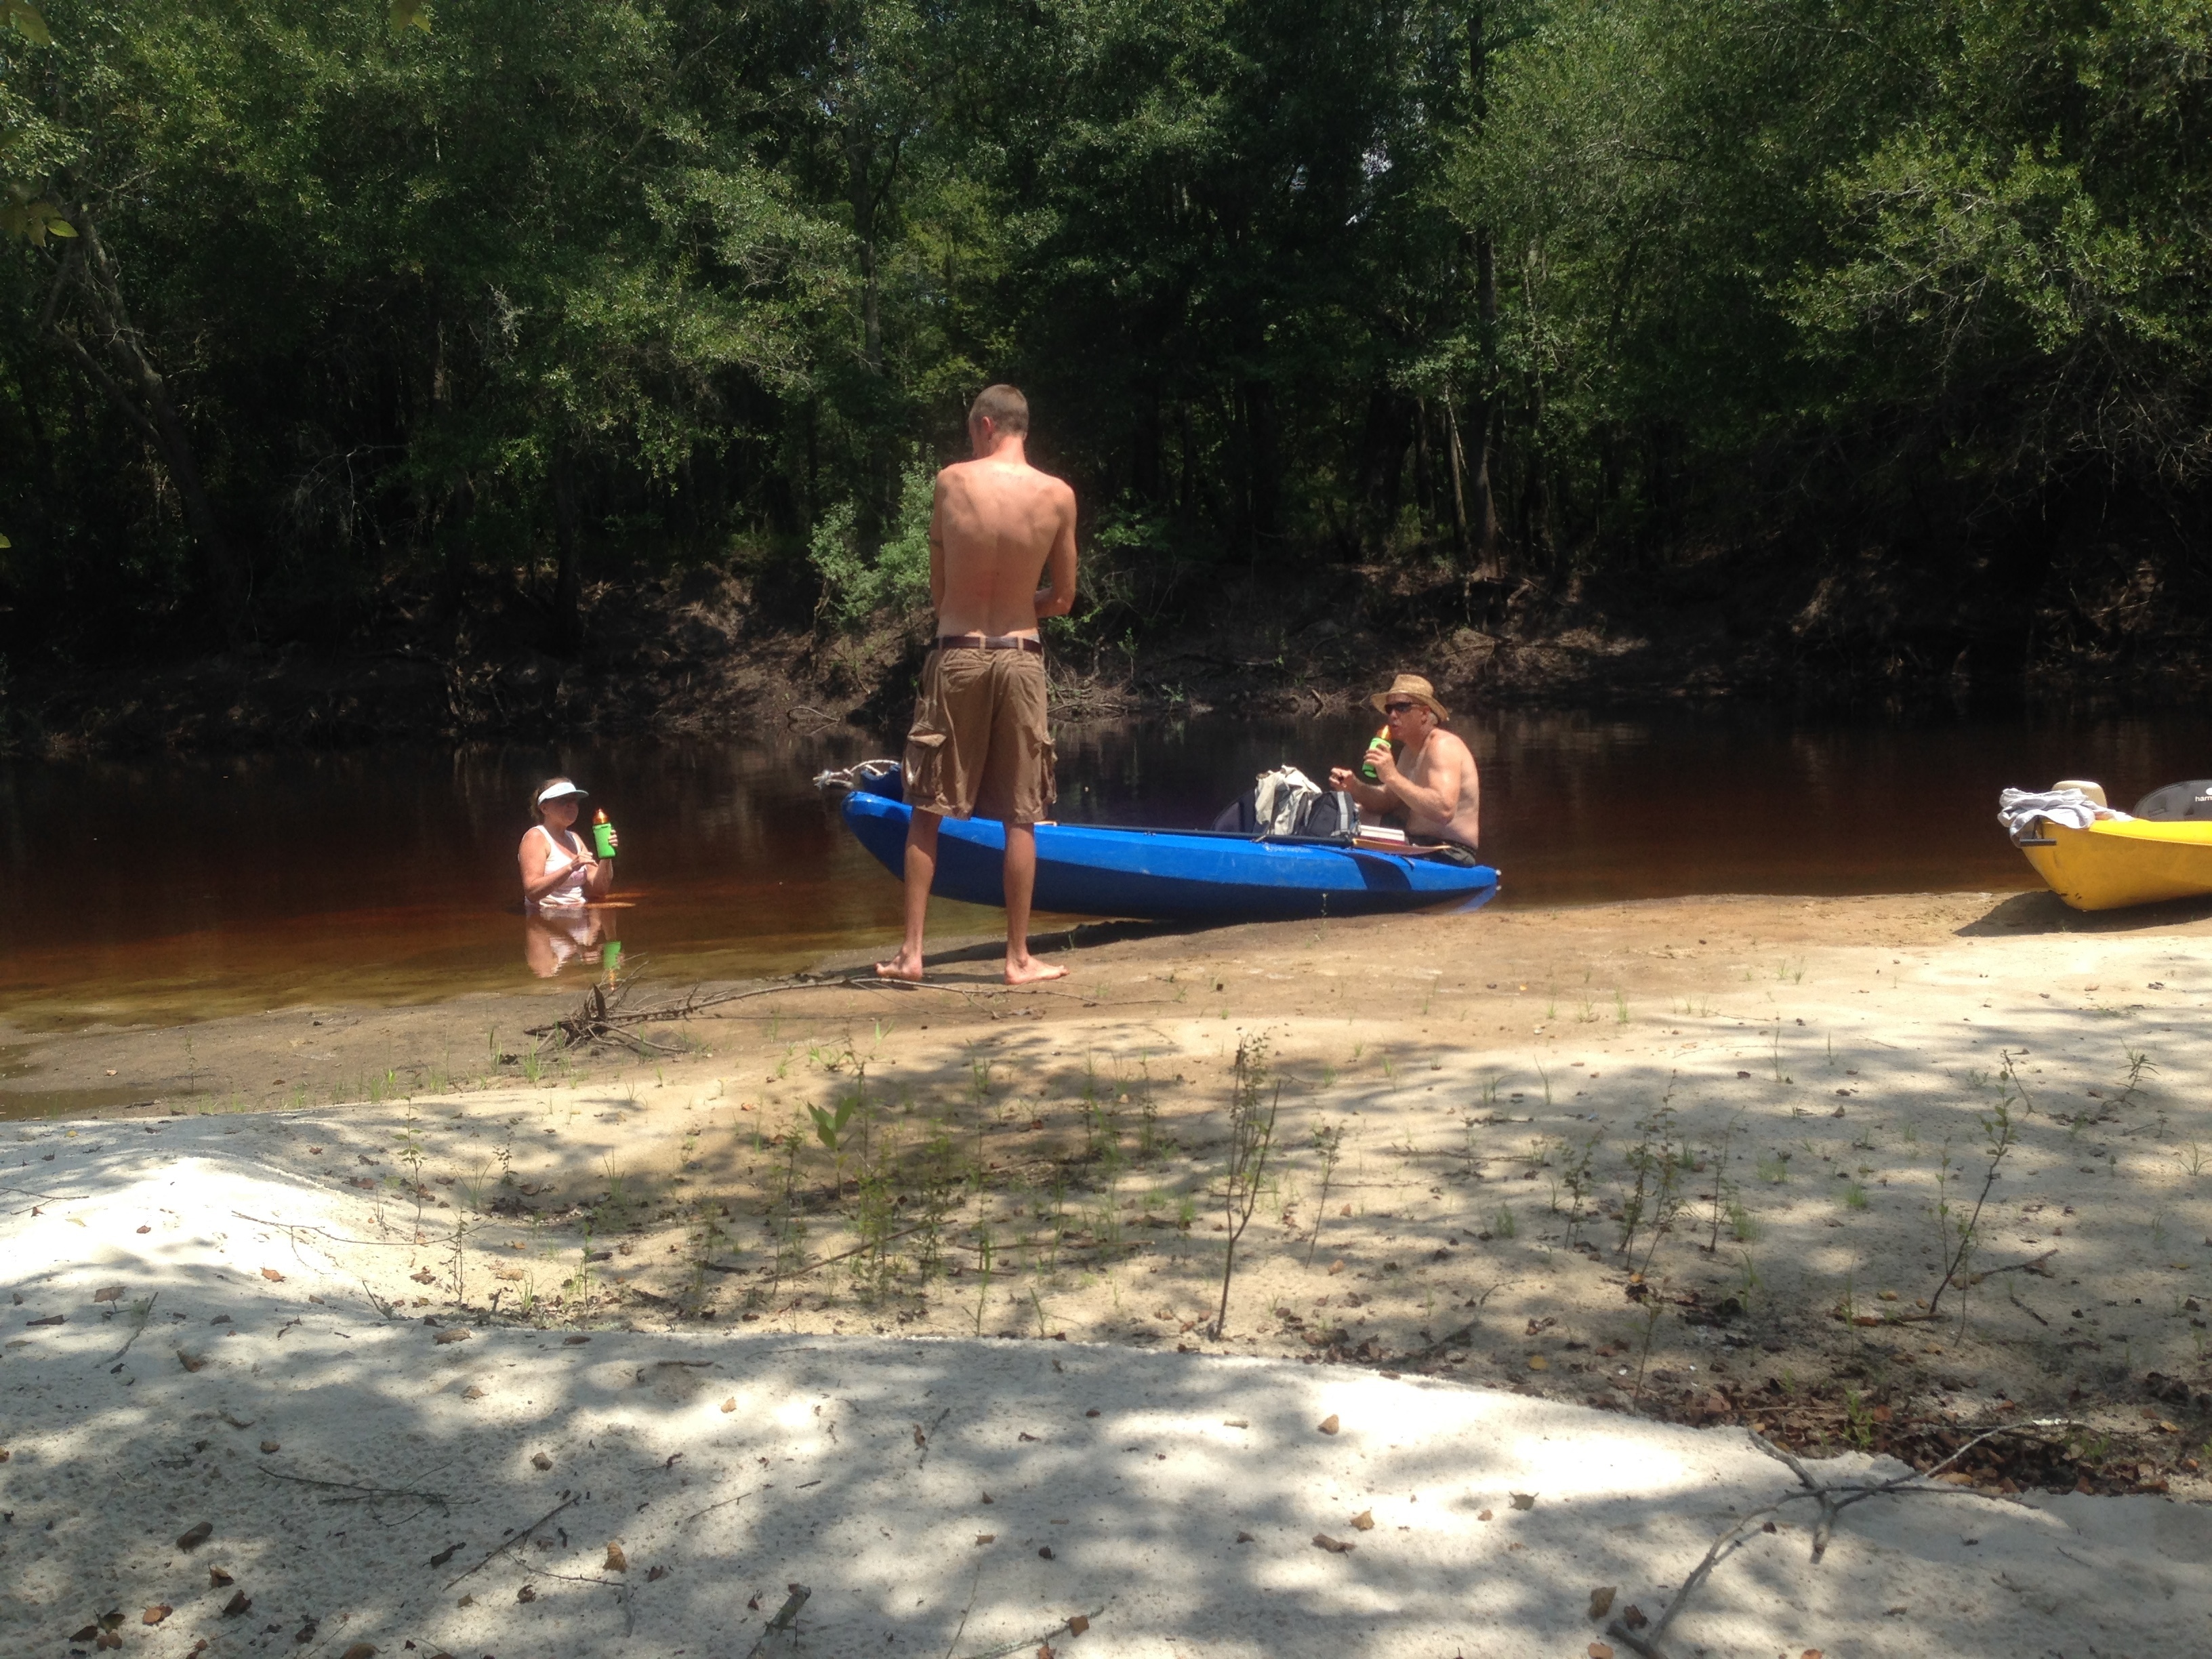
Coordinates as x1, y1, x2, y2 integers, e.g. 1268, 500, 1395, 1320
592, 812, 617, 859
1359, 728, 1391, 782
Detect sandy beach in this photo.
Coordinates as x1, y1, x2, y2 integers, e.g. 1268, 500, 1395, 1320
8, 887, 2212, 1654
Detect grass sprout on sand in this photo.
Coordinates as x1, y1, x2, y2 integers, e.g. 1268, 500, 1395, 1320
1210, 1035, 1279, 1339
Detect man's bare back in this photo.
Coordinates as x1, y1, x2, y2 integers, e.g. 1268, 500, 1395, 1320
876, 385, 1077, 987
930, 451, 1077, 636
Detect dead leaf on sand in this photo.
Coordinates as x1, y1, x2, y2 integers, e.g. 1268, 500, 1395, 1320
516, 1585, 537, 1603
1317, 1414, 1340, 1435
220, 1591, 251, 1617
433, 1328, 470, 1345
495, 1267, 525, 1282
260, 1440, 281, 1453
176, 1349, 207, 1372
93, 1286, 124, 1303
1349, 1510, 1375, 1531
208, 1568, 233, 1587
1068, 1615, 1090, 1635
531, 1452, 553, 1470
1589, 1645, 1615, 1659
462, 1386, 486, 1400
562, 1334, 591, 1346
1235, 1530, 1255, 1543
428, 1544, 459, 1568
605, 1542, 628, 1573
1527, 1354, 1550, 1371
1588, 1588, 1616, 1620
176, 1521, 213, 1551
975, 1534, 996, 1546
260, 1268, 285, 1283
1477, 1509, 1494, 1521
26, 1313, 63, 1327
1312, 1533, 1355, 1554
722, 1396, 737, 1414
411, 1269, 438, 1285
1621, 1605, 1649, 1630
338, 1645, 376, 1659
1800, 1651, 1824, 1659
1327, 1259, 1346, 1275
1509, 1492, 1537, 1511
141, 1605, 173, 1625
647, 1565, 668, 1582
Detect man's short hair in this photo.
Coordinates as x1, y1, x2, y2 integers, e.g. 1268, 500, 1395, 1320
968, 384, 1029, 435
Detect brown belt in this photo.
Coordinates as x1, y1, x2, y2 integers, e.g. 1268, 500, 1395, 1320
936, 634, 1044, 654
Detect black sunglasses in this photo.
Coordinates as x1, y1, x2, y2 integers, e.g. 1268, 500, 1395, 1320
1382, 701, 1421, 715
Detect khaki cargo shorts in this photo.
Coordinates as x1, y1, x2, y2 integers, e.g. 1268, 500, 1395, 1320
903, 647, 1057, 826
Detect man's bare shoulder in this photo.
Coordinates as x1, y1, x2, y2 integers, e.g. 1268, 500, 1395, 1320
1431, 728, 1477, 764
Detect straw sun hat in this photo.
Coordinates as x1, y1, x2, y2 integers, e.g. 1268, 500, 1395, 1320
1366, 672, 1450, 723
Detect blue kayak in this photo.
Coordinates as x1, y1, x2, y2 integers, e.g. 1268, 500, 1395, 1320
838, 786, 1499, 922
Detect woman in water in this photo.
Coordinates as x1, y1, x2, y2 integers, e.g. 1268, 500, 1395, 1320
519, 776, 617, 909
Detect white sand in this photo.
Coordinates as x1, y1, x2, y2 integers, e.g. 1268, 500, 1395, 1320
7, 1118, 2209, 1658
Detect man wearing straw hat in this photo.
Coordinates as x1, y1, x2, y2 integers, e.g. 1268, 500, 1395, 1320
1327, 673, 1482, 855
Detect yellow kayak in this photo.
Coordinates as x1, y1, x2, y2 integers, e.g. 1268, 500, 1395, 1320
2017, 815, 2212, 910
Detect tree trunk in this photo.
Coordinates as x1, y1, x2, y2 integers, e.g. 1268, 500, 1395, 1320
552, 457, 584, 655
1465, 232, 1502, 574
1465, 6, 1503, 576
43, 216, 247, 632
846, 119, 894, 549
1446, 400, 1471, 554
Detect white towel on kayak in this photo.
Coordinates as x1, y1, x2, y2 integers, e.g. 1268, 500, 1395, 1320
1997, 787, 2132, 838
1252, 766, 1323, 836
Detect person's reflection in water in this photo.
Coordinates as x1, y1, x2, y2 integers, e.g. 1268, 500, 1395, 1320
523, 905, 606, 979
518, 775, 617, 977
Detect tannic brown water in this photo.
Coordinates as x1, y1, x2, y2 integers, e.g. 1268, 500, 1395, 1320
2, 708, 2206, 1029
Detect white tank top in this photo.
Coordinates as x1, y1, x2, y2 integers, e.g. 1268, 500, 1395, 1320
531, 824, 590, 909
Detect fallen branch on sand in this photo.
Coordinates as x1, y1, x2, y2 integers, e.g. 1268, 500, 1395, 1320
525, 971, 865, 1050
953, 1605, 1107, 1659
744, 1583, 811, 1657
1604, 1422, 2085, 1659
445, 1494, 579, 1589
525, 967, 1060, 1050
258, 1463, 457, 1510
101, 1291, 159, 1366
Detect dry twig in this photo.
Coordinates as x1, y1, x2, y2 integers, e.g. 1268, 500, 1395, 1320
445, 1494, 579, 1589
1604, 1422, 2085, 1658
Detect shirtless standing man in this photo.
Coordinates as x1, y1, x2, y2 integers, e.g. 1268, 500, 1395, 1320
875, 385, 1077, 985
1326, 672, 1482, 851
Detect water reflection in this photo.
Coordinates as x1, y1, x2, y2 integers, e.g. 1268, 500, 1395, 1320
3, 705, 2211, 1023
523, 907, 624, 980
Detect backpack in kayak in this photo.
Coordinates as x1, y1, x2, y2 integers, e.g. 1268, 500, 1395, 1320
1209, 775, 1357, 840
2132, 779, 2212, 819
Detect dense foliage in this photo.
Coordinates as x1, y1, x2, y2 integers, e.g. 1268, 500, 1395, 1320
3, 0, 2211, 682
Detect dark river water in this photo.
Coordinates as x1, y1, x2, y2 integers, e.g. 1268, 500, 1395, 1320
1, 706, 2205, 1027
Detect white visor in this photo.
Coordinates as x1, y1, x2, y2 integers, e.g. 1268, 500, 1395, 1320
536, 781, 588, 805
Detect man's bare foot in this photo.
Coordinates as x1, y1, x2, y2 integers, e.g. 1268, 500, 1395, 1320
874, 949, 926, 982
1004, 955, 1069, 985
